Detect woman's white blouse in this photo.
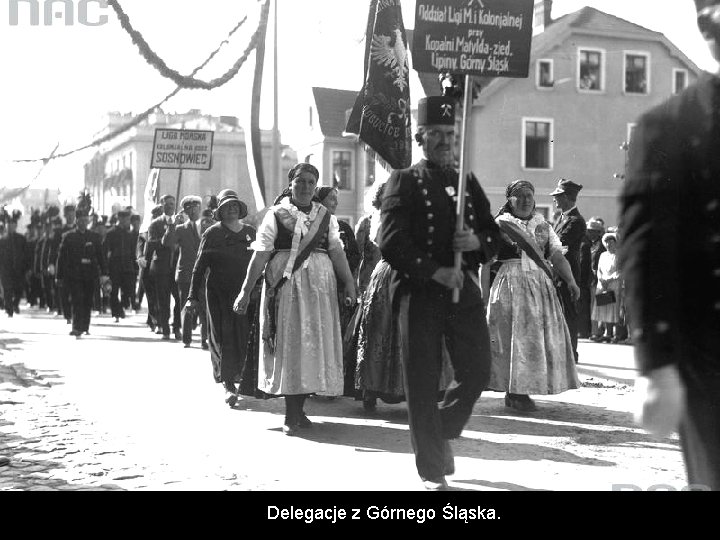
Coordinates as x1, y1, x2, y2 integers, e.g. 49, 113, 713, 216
250, 201, 342, 252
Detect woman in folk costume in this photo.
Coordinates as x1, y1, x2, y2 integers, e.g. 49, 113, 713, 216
315, 185, 361, 344
350, 179, 454, 412
480, 180, 580, 412
233, 163, 357, 435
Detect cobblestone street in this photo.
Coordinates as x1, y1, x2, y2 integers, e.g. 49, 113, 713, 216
1, 304, 685, 491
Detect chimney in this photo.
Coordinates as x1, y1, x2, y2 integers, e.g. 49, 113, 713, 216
533, 0, 553, 35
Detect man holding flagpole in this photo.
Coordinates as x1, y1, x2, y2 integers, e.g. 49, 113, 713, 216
379, 96, 500, 490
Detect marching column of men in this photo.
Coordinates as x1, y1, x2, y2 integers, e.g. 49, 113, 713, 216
2, 199, 207, 345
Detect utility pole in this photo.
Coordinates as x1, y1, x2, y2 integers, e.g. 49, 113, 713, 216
272, 0, 280, 189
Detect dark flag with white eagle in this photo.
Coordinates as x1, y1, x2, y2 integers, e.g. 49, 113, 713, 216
345, 0, 412, 170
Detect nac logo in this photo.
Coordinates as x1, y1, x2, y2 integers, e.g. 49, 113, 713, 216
9, 0, 108, 26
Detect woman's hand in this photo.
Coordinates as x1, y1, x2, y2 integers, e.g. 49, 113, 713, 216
185, 298, 200, 314
568, 281, 581, 302
342, 283, 357, 307
233, 290, 251, 314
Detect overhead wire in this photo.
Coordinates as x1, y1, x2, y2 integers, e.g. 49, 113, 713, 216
12, 0, 270, 165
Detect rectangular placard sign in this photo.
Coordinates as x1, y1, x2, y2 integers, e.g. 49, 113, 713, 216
412, 0, 534, 77
151, 128, 214, 170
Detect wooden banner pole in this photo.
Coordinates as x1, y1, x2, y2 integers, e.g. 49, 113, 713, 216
452, 74, 474, 304
175, 122, 186, 204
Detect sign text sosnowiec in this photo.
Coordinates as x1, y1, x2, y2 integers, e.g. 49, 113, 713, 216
150, 128, 214, 171
412, 0, 534, 77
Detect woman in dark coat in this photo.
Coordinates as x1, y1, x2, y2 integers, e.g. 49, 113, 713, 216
186, 189, 255, 407
315, 186, 361, 397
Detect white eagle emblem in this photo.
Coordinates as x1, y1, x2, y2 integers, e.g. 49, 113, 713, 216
370, 27, 409, 91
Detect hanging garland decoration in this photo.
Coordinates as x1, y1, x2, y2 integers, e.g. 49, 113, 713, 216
107, 0, 268, 90
12, 0, 270, 164
12, 86, 181, 164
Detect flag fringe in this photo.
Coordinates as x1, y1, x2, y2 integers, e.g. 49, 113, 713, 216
357, 141, 396, 173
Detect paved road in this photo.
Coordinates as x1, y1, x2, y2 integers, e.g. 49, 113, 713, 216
0, 303, 685, 491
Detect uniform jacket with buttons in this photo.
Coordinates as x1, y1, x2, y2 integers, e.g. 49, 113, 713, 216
380, 159, 500, 296
0, 232, 27, 280
103, 226, 137, 276
56, 229, 107, 281
553, 207, 587, 285
619, 72, 720, 374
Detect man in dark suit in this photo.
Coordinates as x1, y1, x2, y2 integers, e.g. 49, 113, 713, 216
551, 179, 587, 363
33, 217, 50, 310
56, 209, 108, 338
129, 213, 141, 311
54, 205, 77, 323
618, 0, 720, 491
103, 210, 137, 322
379, 96, 500, 490
0, 217, 28, 317
163, 195, 203, 347
137, 205, 164, 333
40, 216, 62, 314
144, 195, 177, 340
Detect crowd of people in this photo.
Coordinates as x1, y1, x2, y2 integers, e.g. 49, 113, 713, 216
0, 139, 633, 491
5, 0, 720, 489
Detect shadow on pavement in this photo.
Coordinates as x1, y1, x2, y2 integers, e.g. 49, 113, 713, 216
0, 364, 121, 491
0, 360, 63, 389
0, 329, 29, 358
91, 334, 178, 345
465, 414, 679, 451
0, 421, 125, 491
285, 412, 617, 468
454, 479, 550, 491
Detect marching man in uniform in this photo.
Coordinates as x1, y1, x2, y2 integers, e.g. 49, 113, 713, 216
379, 95, 500, 490
56, 209, 109, 338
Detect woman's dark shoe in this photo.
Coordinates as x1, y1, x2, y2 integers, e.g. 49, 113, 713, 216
505, 393, 537, 412
590, 334, 604, 342
224, 392, 238, 407
223, 382, 238, 407
363, 396, 377, 413
283, 420, 299, 436
422, 476, 449, 491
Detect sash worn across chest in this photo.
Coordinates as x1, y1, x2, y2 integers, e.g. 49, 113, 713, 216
263, 204, 331, 353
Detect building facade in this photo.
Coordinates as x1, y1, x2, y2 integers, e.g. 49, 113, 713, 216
83, 110, 296, 220
295, 87, 389, 229
462, 4, 702, 224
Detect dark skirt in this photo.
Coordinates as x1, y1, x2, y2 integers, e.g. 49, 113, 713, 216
237, 298, 273, 399
206, 284, 250, 385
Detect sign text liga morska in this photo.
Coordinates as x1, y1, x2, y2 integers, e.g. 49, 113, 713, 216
412, 0, 534, 77
151, 128, 214, 170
